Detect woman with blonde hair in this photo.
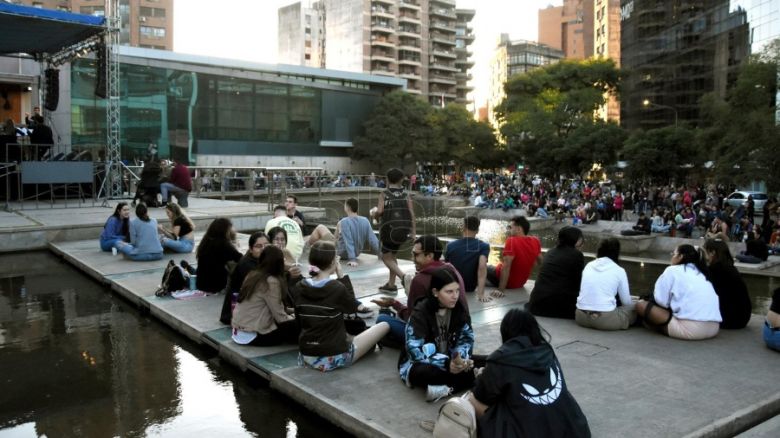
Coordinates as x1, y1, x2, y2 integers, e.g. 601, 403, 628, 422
158, 203, 195, 253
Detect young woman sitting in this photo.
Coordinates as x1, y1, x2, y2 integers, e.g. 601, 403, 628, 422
575, 237, 636, 330
220, 232, 270, 325
231, 246, 299, 346
292, 241, 389, 372
636, 244, 722, 340
114, 203, 164, 261
468, 309, 591, 437
528, 227, 585, 319
703, 239, 752, 329
764, 287, 780, 352
195, 218, 242, 293
158, 203, 196, 253
100, 202, 130, 251
399, 267, 484, 402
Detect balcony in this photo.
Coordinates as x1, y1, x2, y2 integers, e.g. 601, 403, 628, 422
429, 74, 457, 85
371, 7, 394, 20
431, 48, 456, 59
431, 0, 456, 7
398, 27, 421, 38
429, 61, 458, 72
398, 13, 421, 25
371, 67, 396, 77
399, 70, 421, 80
430, 20, 455, 33
430, 32, 456, 45
430, 8, 456, 19
371, 51, 396, 63
399, 0, 420, 11
371, 22, 395, 34
370, 36, 395, 49
373, 0, 394, 6
398, 43, 421, 52
398, 57, 422, 66
455, 58, 475, 68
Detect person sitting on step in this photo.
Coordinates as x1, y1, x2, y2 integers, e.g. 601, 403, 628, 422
292, 241, 389, 372
398, 267, 485, 402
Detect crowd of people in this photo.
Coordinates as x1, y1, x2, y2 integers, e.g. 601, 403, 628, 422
98, 166, 779, 437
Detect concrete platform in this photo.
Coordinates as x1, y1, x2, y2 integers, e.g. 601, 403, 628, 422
49, 236, 780, 438
0, 197, 325, 252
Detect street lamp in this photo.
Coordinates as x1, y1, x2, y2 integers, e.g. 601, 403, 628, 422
643, 99, 678, 126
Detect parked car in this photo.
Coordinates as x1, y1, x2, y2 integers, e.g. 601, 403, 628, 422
723, 191, 768, 213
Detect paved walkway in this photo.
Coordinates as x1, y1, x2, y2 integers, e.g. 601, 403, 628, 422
48, 234, 780, 438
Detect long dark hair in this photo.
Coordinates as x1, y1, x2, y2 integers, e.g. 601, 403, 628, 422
246, 231, 268, 256
676, 244, 707, 274
500, 308, 550, 346
703, 239, 733, 267
197, 217, 234, 259
597, 237, 621, 263
112, 202, 130, 239
135, 203, 150, 222
422, 267, 460, 310
238, 245, 286, 302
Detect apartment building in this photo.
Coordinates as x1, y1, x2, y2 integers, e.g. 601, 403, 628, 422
594, 0, 620, 122
487, 35, 563, 127
14, 0, 174, 50
280, 0, 475, 107
538, 0, 593, 60
278, 1, 325, 68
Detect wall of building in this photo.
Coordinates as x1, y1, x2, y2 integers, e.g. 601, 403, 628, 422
538, 5, 563, 50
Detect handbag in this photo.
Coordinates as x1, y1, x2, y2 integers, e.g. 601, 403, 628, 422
433, 394, 477, 438
155, 260, 189, 297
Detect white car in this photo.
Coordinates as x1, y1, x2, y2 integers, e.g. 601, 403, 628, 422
723, 191, 768, 213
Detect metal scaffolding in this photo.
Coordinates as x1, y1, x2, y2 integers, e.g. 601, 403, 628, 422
104, 0, 122, 198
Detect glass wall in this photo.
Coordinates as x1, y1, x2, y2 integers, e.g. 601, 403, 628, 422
71, 58, 391, 163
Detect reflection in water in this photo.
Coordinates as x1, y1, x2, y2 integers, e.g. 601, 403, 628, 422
0, 252, 344, 438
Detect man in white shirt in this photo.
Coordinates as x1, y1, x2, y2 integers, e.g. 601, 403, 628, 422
265, 205, 304, 261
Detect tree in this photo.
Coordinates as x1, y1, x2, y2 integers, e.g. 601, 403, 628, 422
427, 103, 475, 164
352, 91, 433, 169
496, 58, 623, 179
697, 40, 780, 192
622, 126, 699, 183
462, 120, 504, 171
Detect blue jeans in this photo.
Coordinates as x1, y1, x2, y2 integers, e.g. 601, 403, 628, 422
116, 243, 163, 261
160, 182, 189, 205
377, 313, 406, 345
162, 237, 194, 253
764, 321, 780, 352
100, 238, 122, 252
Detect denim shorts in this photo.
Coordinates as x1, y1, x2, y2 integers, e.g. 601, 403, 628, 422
764, 321, 780, 352
299, 343, 355, 372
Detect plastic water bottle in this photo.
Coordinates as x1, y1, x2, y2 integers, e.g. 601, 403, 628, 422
112, 247, 118, 256
20, 285, 26, 298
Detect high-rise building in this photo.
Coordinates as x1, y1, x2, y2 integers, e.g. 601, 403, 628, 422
538, 0, 594, 60
14, 0, 174, 50
278, 1, 325, 68
620, 0, 755, 130
488, 35, 563, 127
279, 0, 475, 107
454, 9, 475, 106
594, 0, 621, 122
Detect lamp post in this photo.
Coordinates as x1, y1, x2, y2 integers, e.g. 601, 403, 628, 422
643, 99, 678, 127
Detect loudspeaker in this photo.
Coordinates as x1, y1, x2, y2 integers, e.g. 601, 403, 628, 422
94, 42, 107, 98
44, 68, 59, 111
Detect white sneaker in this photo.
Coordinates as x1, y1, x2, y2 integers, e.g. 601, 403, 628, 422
426, 384, 453, 403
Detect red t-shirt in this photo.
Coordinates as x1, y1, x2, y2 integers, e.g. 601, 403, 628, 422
496, 235, 541, 289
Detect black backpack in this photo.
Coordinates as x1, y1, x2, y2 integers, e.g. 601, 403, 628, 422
380, 188, 412, 244
155, 260, 189, 296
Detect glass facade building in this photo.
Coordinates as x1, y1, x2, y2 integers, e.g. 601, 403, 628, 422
620, 0, 779, 130
69, 47, 404, 165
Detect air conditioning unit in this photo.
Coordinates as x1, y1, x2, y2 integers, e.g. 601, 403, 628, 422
140, 16, 146, 22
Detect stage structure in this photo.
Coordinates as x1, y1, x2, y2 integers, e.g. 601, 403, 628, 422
0, 2, 122, 199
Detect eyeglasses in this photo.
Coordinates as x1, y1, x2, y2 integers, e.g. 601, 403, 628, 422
252, 243, 268, 249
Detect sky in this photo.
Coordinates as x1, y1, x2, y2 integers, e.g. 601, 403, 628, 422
174, 0, 563, 107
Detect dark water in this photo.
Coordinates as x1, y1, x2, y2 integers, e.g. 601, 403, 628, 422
305, 195, 778, 314
0, 252, 344, 438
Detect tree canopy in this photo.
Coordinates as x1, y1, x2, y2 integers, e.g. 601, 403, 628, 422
496, 58, 622, 178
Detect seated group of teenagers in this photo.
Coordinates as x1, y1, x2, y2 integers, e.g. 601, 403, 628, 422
97, 167, 778, 437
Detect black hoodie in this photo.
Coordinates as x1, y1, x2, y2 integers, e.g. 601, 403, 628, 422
292, 279, 357, 357
473, 336, 591, 438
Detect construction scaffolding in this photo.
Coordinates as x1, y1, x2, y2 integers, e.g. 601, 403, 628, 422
104, 0, 123, 199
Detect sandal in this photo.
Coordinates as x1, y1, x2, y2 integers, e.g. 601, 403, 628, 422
378, 283, 398, 293
356, 305, 374, 318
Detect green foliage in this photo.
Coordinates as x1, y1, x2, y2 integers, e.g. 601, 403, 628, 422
353, 92, 500, 171
352, 90, 434, 168
623, 126, 699, 183
697, 47, 780, 191
496, 58, 623, 178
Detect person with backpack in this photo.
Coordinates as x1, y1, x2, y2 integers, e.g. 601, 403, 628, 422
373, 168, 415, 294
467, 309, 591, 437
